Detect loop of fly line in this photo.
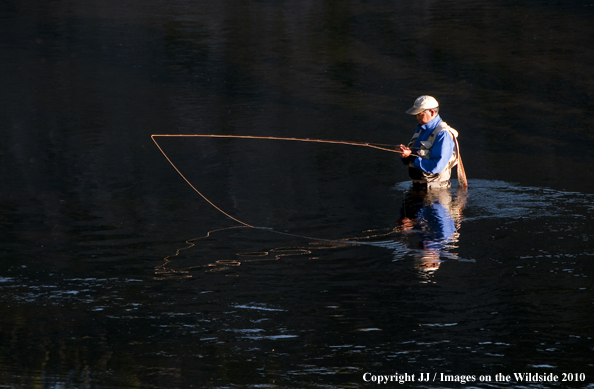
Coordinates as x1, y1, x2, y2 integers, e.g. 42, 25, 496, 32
151, 134, 408, 227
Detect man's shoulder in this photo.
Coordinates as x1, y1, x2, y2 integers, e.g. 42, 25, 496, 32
436, 121, 452, 130
436, 121, 458, 139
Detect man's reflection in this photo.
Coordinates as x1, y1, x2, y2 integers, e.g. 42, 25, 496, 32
397, 186, 466, 281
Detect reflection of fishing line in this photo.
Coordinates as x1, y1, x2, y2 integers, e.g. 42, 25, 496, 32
154, 226, 247, 279
155, 225, 408, 278
155, 223, 473, 279
151, 134, 409, 227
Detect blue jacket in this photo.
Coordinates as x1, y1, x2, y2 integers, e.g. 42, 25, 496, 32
407, 115, 455, 175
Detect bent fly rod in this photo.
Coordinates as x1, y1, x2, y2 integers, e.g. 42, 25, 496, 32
151, 134, 411, 227
152, 134, 408, 153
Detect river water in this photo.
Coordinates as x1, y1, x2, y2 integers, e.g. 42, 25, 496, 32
1, 0, 594, 388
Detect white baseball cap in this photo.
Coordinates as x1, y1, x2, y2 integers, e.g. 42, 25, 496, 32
406, 95, 439, 115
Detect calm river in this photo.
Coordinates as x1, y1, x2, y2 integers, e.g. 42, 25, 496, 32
1, 0, 593, 387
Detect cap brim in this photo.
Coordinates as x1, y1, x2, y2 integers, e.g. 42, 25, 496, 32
406, 107, 424, 115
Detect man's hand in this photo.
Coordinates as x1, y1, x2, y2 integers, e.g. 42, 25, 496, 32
398, 144, 412, 158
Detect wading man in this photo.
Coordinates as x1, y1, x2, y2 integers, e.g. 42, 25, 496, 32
398, 95, 460, 189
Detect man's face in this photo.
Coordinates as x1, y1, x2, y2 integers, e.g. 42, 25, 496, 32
416, 109, 436, 125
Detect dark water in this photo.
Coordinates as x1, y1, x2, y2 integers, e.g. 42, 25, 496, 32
1, 0, 594, 387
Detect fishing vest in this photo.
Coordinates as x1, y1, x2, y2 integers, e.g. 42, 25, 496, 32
407, 122, 459, 187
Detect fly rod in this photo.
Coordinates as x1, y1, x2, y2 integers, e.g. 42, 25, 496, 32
151, 134, 413, 154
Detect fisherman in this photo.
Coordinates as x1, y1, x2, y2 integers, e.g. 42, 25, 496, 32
398, 95, 460, 189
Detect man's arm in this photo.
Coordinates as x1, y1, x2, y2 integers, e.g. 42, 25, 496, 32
412, 131, 455, 174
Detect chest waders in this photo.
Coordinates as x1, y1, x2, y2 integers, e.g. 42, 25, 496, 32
407, 122, 459, 188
